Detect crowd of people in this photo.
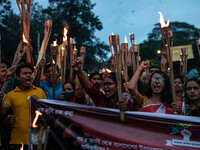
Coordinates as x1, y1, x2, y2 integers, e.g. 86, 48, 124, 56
0, 50, 200, 149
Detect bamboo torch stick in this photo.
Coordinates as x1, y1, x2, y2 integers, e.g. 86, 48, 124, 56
0, 34, 1, 66
26, 0, 32, 41
13, 34, 29, 66
1, 34, 29, 93
181, 48, 188, 82
161, 47, 167, 73
69, 38, 74, 81
60, 46, 65, 84
180, 52, 183, 77
80, 46, 86, 69
50, 40, 58, 99
158, 12, 177, 106
1, 40, 23, 92
12, 40, 23, 66
43, 126, 50, 150
121, 35, 128, 90
73, 42, 77, 61
109, 34, 124, 122
34, 20, 52, 80
129, 33, 137, 75
37, 128, 44, 150
61, 27, 68, 84
43, 20, 52, 60
16, 0, 32, 42
196, 38, 200, 59
21, 0, 28, 40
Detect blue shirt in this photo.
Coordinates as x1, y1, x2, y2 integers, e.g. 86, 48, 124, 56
40, 81, 62, 100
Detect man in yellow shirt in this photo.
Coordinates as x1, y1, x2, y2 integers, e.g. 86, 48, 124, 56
0, 64, 47, 150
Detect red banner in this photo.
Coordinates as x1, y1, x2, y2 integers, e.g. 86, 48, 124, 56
31, 99, 200, 150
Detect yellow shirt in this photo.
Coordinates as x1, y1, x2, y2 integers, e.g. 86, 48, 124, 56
3, 86, 47, 145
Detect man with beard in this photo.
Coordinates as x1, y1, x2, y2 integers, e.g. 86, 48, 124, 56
89, 71, 102, 90
0, 64, 47, 150
40, 62, 62, 100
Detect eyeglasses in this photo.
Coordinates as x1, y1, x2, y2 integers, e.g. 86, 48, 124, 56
103, 82, 115, 87
151, 77, 164, 82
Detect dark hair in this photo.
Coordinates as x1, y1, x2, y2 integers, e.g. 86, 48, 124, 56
1, 58, 10, 68
44, 62, 59, 73
89, 71, 102, 81
149, 66, 161, 72
147, 70, 173, 105
63, 81, 75, 91
174, 74, 184, 84
184, 77, 200, 94
16, 64, 34, 76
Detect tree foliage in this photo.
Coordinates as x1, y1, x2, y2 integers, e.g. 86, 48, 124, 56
0, 0, 109, 71
43, 0, 109, 70
140, 22, 200, 73
0, 0, 21, 61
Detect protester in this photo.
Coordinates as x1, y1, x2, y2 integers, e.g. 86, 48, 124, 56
187, 68, 200, 79
0, 64, 47, 150
128, 61, 183, 114
183, 77, 200, 116
5, 58, 27, 94
72, 57, 134, 110
60, 80, 94, 105
40, 62, 62, 100
89, 71, 102, 90
174, 74, 184, 101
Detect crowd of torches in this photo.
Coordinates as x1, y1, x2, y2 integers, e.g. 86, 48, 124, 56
0, 0, 199, 148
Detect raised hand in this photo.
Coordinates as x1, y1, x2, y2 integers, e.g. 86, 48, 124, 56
72, 57, 83, 72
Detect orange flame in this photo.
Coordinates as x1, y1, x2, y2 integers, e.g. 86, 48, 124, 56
20, 143, 24, 150
61, 46, 65, 56
124, 35, 128, 43
106, 69, 112, 73
63, 27, 68, 42
52, 60, 56, 64
52, 40, 57, 46
22, 34, 28, 43
32, 110, 42, 128
69, 38, 73, 44
158, 12, 169, 28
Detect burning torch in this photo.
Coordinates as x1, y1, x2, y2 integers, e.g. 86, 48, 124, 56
109, 33, 124, 122
50, 39, 58, 99
158, 12, 177, 106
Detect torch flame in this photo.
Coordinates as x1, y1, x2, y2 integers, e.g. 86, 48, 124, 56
22, 34, 28, 43
63, 27, 68, 42
20, 143, 24, 150
61, 46, 65, 50
158, 12, 169, 28
52, 60, 55, 64
124, 35, 128, 43
106, 69, 112, 73
61, 46, 65, 56
53, 40, 57, 46
32, 110, 42, 128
